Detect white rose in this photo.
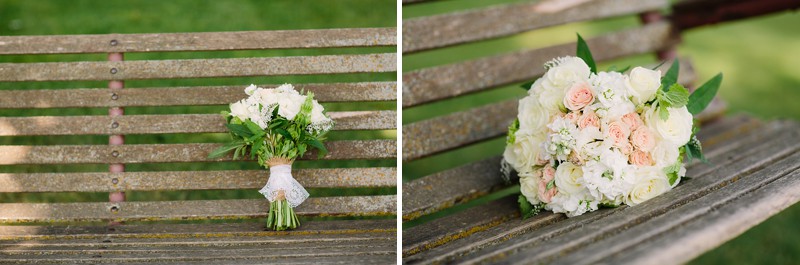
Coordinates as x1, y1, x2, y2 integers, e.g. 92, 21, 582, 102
256, 88, 278, 107
518, 95, 551, 132
544, 57, 591, 90
276, 94, 304, 120
625, 166, 670, 206
628, 67, 661, 106
650, 140, 680, 168
310, 101, 330, 124
229, 100, 251, 121
645, 105, 693, 146
275, 83, 299, 95
503, 131, 546, 173
244, 84, 259, 95
538, 85, 567, 113
554, 162, 584, 195
519, 170, 542, 205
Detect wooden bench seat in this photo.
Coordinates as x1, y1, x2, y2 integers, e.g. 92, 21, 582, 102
402, 0, 799, 263
0, 28, 397, 263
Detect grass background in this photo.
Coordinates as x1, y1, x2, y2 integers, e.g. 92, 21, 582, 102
0, 0, 397, 222
403, 0, 800, 264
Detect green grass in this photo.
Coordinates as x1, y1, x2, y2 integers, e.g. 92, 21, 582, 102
0, 0, 397, 223
403, 1, 800, 264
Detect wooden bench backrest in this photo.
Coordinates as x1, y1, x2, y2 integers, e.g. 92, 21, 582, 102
402, 0, 696, 221
0, 28, 397, 223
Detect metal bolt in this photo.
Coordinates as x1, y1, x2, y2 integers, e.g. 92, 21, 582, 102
110, 68, 118, 74
110, 206, 119, 212
109, 39, 118, 46
111, 150, 119, 157
110, 93, 119, 100
111, 178, 119, 184
102, 239, 111, 243
111, 121, 119, 129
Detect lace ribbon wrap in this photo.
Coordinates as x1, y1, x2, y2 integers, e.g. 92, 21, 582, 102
258, 163, 309, 208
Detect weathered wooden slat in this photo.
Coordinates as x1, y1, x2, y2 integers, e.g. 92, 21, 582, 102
0, 220, 395, 241
452, 121, 799, 264
0, 248, 396, 264
0, 140, 396, 165
0, 28, 396, 55
0, 167, 395, 193
403, 157, 511, 221
1, 240, 394, 253
0, 111, 396, 136
0, 82, 396, 109
0, 53, 396, 81
0, 195, 396, 223
403, 0, 666, 53
402, 119, 791, 263
403, 22, 675, 107
553, 154, 800, 265
403, 100, 516, 161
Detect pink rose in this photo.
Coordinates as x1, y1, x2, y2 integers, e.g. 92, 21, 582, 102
606, 120, 631, 147
618, 141, 633, 155
565, 111, 580, 123
537, 180, 558, 203
621, 112, 643, 131
629, 149, 654, 166
542, 164, 556, 183
631, 127, 656, 152
578, 110, 600, 129
563, 82, 594, 111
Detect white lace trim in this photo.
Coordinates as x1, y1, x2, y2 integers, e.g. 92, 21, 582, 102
258, 164, 309, 208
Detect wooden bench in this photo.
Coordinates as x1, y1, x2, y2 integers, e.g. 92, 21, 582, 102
0, 28, 397, 263
401, 0, 800, 264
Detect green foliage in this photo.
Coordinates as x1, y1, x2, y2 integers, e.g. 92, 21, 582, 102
684, 129, 707, 164
507, 118, 520, 144
688, 73, 724, 115
265, 199, 300, 231
663, 161, 682, 186
208, 92, 332, 168
518, 194, 545, 220
576, 33, 597, 74
661, 59, 680, 92
656, 83, 690, 120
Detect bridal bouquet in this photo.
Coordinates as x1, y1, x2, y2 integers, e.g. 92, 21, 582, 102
503, 35, 722, 218
209, 84, 333, 230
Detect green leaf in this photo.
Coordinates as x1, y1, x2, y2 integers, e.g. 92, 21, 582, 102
207, 141, 244, 159
607, 65, 631, 73
576, 34, 597, 74
661, 59, 680, 91
662, 83, 690, 108
518, 194, 543, 220
651, 60, 667, 70
658, 103, 669, 121
687, 73, 723, 115
546, 180, 555, 190
274, 128, 293, 141
226, 124, 253, 138
306, 139, 328, 158
243, 120, 263, 135
520, 80, 535, 91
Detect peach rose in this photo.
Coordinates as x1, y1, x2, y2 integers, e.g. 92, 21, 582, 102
565, 111, 580, 123
578, 110, 600, 129
618, 141, 633, 155
629, 149, 654, 166
537, 180, 558, 203
606, 120, 631, 147
631, 127, 656, 152
621, 112, 643, 131
563, 82, 594, 111
542, 164, 556, 183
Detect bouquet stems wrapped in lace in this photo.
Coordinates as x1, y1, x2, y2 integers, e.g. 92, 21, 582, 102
209, 84, 333, 230
504, 35, 722, 218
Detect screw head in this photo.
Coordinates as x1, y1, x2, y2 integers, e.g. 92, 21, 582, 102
111, 178, 119, 184
110, 93, 119, 100
111, 150, 119, 157
110, 39, 118, 46
110, 206, 119, 212
111, 122, 119, 129
110, 68, 118, 74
